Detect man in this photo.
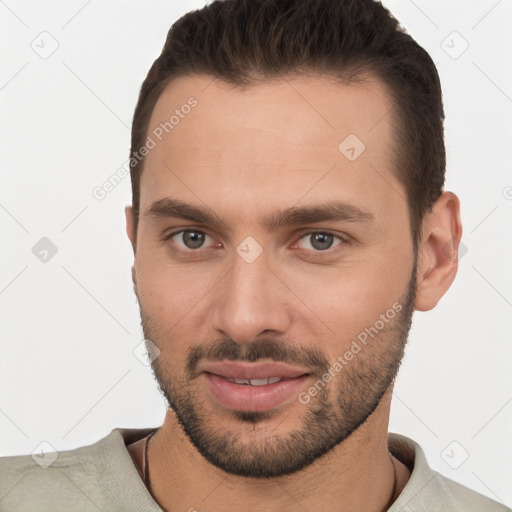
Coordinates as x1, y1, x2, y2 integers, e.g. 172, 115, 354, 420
1, 0, 509, 510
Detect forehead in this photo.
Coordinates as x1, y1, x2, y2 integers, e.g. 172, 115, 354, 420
139, 73, 401, 222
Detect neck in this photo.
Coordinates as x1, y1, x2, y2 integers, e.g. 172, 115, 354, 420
143, 391, 410, 512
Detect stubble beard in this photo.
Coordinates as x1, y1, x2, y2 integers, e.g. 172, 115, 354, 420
138, 266, 417, 478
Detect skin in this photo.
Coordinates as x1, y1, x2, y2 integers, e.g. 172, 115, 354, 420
125, 74, 462, 511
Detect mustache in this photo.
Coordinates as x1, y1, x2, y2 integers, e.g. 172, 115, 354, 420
186, 337, 330, 378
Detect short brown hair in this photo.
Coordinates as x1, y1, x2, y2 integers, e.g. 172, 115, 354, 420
129, 0, 445, 247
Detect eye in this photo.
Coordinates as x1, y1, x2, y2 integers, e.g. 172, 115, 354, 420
295, 231, 345, 252
165, 229, 220, 251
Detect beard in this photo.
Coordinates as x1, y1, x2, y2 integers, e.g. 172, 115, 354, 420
137, 263, 417, 479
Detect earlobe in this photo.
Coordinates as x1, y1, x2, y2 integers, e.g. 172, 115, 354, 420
414, 191, 463, 312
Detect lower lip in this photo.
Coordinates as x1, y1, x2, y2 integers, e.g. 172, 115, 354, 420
203, 373, 311, 413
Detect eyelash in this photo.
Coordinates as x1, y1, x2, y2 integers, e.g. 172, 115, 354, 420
162, 228, 348, 256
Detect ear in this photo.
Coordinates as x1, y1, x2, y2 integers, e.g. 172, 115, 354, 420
125, 205, 137, 254
125, 205, 138, 294
414, 191, 463, 311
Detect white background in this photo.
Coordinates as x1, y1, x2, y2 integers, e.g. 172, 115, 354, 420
1, 0, 511, 506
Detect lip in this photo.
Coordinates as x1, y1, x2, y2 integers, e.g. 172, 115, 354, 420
203, 373, 311, 412
200, 361, 312, 413
200, 360, 310, 380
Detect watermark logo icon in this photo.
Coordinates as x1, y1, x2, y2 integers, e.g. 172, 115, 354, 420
133, 339, 161, 366
441, 31, 469, 60
32, 237, 58, 263
441, 440, 469, 469
338, 134, 366, 162
441, 238, 468, 262
236, 236, 263, 264
31, 31, 59, 60
31, 441, 58, 469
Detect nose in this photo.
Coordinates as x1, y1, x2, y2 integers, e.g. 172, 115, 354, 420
209, 248, 292, 344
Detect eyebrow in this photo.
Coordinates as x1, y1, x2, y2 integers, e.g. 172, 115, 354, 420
143, 197, 374, 232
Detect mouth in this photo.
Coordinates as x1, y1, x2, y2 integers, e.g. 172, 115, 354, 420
222, 376, 287, 385
199, 361, 312, 413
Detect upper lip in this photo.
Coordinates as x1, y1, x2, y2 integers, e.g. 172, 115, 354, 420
200, 361, 310, 380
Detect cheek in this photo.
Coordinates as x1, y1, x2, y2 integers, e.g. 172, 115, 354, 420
280, 253, 412, 339
135, 251, 221, 329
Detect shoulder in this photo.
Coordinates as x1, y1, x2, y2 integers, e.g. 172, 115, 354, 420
0, 427, 160, 512
388, 433, 511, 512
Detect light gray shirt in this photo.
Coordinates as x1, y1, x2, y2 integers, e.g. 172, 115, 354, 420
0, 428, 509, 511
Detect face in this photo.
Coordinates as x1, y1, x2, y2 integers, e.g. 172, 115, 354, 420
128, 74, 417, 478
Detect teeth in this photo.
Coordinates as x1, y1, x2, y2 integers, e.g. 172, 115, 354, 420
249, 379, 270, 386
225, 377, 283, 386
